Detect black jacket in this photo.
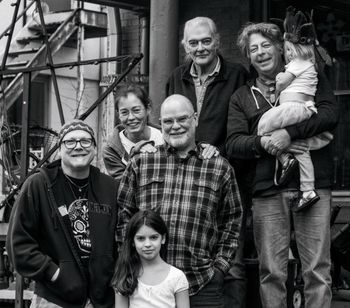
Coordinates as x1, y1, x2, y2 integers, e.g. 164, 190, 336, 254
6, 160, 118, 308
226, 72, 339, 196
166, 56, 248, 154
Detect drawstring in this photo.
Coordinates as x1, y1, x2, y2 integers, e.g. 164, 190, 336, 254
274, 158, 280, 186
250, 86, 260, 109
48, 188, 58, 230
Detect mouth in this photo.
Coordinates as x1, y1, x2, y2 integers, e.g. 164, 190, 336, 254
258, 57, 271, 65
127, 122, 140, 128
143, 250, 154, 254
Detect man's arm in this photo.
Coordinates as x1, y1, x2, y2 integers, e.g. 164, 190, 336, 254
213, 166, 242, 273
226, 91, 264, 160
284, 72, 339, 140
116, 159, 139, 249
6, 176, 59, 281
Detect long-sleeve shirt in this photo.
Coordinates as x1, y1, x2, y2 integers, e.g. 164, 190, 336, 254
116, 144, 242, 295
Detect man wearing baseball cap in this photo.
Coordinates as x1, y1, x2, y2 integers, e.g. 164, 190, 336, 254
7, 120, 118, 308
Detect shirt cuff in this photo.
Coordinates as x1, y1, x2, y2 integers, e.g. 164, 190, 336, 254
213, 258, 230, 275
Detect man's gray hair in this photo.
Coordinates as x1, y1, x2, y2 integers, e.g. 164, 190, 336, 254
181, 17, 220, 48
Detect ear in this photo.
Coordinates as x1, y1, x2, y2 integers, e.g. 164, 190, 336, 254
193, 112, 199, 127
161, 235, 166, 244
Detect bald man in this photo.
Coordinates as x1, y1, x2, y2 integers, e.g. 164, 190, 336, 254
117, 94, 242, 308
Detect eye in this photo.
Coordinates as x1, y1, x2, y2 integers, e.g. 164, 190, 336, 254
202, 38, 212, 45
132, 108, 142, 114
188, 40, 198, 47
262, 43, 271, 49
65, 140, 76, 147
162, 119, 174, 126
250, 47, 257, 53
120, 110, 129, 116
178, 116, 189, 123
150, 235, 159, 240
135, 236, 145, 241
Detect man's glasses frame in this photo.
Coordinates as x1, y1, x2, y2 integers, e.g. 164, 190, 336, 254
160, 113, 196, 128
61, 138, 94, 149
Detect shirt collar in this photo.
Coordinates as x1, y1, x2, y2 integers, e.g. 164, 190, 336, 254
165, 142, 203, 159
190, 56, 221, 78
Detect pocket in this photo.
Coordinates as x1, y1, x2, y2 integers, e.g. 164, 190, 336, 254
139, 175, 164, 187
193, 179, 220, 211
49, 260, 86, 303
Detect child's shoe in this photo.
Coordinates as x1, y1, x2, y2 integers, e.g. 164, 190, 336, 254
277, 157, 298, 186
292, 190, 320, 213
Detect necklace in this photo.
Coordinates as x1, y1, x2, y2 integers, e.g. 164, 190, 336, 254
256, 77, 277, 105
64, 174, 88, 199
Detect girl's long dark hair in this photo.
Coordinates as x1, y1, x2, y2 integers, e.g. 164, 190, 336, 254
111, 210, 169, 296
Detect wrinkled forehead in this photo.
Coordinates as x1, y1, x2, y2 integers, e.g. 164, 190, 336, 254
185, 22, 213, 41
161, 97, 194, 118
62, 129, 93, 141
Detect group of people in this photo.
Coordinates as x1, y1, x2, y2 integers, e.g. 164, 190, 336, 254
6, 7, 338, 308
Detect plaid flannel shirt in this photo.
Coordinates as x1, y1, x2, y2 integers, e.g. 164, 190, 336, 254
116, 144, 242, 295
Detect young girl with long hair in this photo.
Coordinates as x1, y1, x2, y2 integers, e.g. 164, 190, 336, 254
112, 210, 190, 308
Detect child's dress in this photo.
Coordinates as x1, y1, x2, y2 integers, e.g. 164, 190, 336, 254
129, 265, 189, 308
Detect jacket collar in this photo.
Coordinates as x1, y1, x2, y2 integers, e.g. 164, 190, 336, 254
181, 54, 228, 83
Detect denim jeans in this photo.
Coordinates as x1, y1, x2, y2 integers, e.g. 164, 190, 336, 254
190, 269, 225, 308
30, 294, 94, 308
252, 189, 332, 308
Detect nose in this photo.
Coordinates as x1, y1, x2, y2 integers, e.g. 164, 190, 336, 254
257, 45, 265, 55
74, 141, 83, 150
127, 111, 136, 120
197, 41, 205, 51
144, 238, 152, 247
171, 119, 181, 129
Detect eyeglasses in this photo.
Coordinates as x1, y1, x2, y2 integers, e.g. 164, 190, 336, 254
118, 107, 145, 118
61, 138, 93, 149
187, 38, 213, 48
160, 113, 195, 128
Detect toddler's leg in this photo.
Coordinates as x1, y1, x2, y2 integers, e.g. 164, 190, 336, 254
275, 153, 298, 186
292, 151, 320, 212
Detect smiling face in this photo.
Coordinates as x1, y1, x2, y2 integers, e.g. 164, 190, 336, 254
248, 33, 283, 79
134, 224, 165, 263
161, 95, 197, 157
59, 129, 95, 178
184, 22, 218, 70
118, 93, 150, 139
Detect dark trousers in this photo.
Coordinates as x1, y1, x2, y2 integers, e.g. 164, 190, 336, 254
190, 271, 225, 308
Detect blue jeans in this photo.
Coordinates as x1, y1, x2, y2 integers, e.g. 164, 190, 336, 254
190, 270, 225, 308
252, 189, 332, 308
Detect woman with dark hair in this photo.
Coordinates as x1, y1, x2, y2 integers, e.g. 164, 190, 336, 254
112, 210, 190, 308
103, 85, 163, 179
226, 22, 338, 308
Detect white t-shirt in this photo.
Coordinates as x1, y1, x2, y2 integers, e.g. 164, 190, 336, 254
282, 59, 318, 96
129, 265, 189, 308
119, 126, 164, 154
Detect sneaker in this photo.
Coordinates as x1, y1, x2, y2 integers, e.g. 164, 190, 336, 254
277, 158, 298, 186
292, 191, 320, 213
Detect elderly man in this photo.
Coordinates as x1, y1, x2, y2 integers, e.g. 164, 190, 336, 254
6, 120, 118, 308
167, 16, 249, 307
166, 16, 248, 154
117, 94, 242, 308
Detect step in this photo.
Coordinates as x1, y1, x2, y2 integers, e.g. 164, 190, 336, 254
8, 48, 39, 57
5, 61, 28, 68
16, 34, 45, 45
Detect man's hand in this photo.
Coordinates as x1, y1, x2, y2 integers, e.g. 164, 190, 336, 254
286, 140, 309, 155
131, 140, 157, 156
270, 129, 291, 152
200, 143, 219, 159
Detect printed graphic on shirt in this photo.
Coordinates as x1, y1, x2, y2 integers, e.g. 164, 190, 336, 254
67, 198, 91, 255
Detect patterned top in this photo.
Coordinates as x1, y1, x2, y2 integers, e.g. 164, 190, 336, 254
117, 144, 242, 295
